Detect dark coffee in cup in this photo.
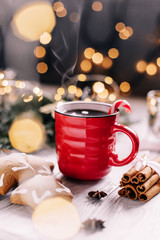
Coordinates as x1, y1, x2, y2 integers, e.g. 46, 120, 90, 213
65, 109, 108, 117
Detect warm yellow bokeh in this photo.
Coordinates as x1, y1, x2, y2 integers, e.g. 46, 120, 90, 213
108, 48, 119, 59
92, 52, 103, 64
102, 57, 113, 69
80, 60, 92, 72
136, 60, 147, 73
84, 48, 95, 59
78, 74, 87, 82
93, 82, 105, 93
11, 2, 56, 41
120, 81, 131, 92
34, 46, 46, 58
146, 63, 157, 76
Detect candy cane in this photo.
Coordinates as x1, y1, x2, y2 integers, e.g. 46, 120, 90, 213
108, 100, 132, 114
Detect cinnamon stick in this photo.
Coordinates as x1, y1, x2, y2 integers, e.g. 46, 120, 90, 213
138, 180, 160, 202
118, 188, 127, 197
136, 173, 159, 194
121, 166, 138, 184
124, 184, 138, 200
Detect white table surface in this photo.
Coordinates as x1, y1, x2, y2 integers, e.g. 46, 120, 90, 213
1, 97, 160, 240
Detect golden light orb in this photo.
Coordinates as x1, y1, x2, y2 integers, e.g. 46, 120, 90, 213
146, 63, 157, 76
11, 2, 56, 41
23, 95, 33, 102
92, 1, 103, 11
98, 89, 108, 99
54, 93, 62, 101
102, 57, 113, 69
92, 52, 103, 64
75, 88, 83, 98
34, 46, 46, 58
56, 8, 67, 17
38, 96, 43, 102
108, 48, 119, 59
104, 76, 113, 85
15, 81, 25, 89
136, 60, 147, 73
93, 81, 105, 93
80, 60, 92, 72
0, 88, 5, 95
78, 74, 87, 82
36, 62, 48, 74
33, 87, 43, 96
120, 81, 131, 93
119, 31, 129, 40
125, 26, 133, 36
0, 73, 4, 80
156, 57, 160, 67
68, 85, 77, 94
109, 94, 116, 101
40, 32, 52, 45
53, 2, 64, 12
1, 80, 8, 87
115, 22, 125, 32
5, 86, 12, 94
57, 87, 65, 95
84, 48, 95, 59
84, 98, 92, 102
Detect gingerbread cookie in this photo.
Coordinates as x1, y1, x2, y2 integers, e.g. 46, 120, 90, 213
0, 153, 54, 195
10, 174, 73, 209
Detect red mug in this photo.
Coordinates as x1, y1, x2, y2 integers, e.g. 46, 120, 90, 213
55, 101, 139, 180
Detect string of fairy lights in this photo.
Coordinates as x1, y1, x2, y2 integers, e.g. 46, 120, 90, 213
0, 1, 160, 104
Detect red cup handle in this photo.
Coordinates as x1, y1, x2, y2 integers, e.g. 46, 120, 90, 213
108, 123, 139, 166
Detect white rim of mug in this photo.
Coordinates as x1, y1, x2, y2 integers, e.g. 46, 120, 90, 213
55, 101, 119, 118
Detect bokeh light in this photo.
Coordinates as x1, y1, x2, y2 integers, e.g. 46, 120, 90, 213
75, 88, 83, 97
53, 2, 64, 12
78, 74, 87, 82
56, 8, 67, 18
23, 95, 33, 103
80, 60, 92, 72
108, 48, 119, 59
5, 86, 12, 94
120, 81, 131, 92
92, 52, 103, 64
57, 87, 65, 95
102, 57, 113, 69
84, 48, 95, 59
54, 93, 62, 101
15, 81, 25, 89
1, 80, 8, 87
11, 2, 56, 41
156, 57, 160, 67
109, 93, 116, 101
0, 73, 4, 80
34, 46, 46, 58
115, 22, 125, 32
146, 63, 157, 76
98, 89, 108, 99
136, 60, 147, 73
40, 32, 52, 45
69, 12, 80, 23
36, 62, 48, 74
92, 1, 103, 12
104, 76, 113, 85
93, 82, 105, 93
68, 85, 77, 94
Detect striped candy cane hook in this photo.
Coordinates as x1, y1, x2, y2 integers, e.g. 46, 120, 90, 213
108, 100, 132, 114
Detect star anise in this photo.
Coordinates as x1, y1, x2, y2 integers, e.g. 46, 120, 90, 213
83, 218, 105, 231
88, 190, 107, 200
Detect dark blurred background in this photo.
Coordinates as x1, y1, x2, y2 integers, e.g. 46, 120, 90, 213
1, 0, 160, 97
